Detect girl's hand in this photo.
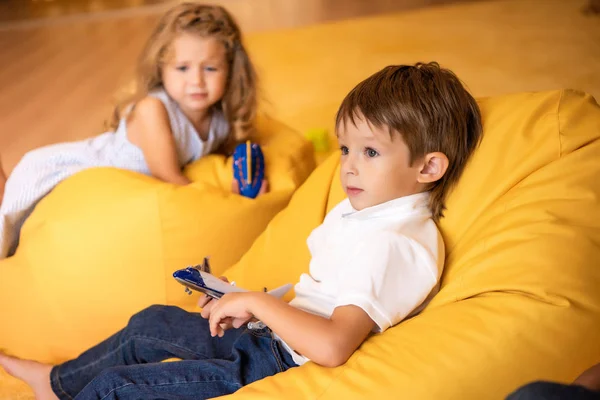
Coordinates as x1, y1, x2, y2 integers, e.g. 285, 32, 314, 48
231, 179, 269, 196
208, 292, 257, 337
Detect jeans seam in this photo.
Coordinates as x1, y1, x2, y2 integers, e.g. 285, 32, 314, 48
270, 339, 284, 372
52, 365, 75, 400
60, 334, 208, 379
98, 379, 243, 400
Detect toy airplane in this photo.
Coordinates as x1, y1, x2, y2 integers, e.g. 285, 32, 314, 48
173, 257, 292, 300
233, 141, 265, 199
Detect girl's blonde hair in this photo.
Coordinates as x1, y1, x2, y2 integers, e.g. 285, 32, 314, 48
109, 3, 258, 153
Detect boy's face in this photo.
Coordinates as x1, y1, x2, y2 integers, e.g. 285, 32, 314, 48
338, 116, 425, 211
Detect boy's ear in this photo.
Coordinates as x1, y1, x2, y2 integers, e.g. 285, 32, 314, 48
417, 152, 449, 184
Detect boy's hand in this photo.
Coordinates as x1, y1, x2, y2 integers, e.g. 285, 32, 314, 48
197, 276, 229, 310
199, 276, 232, 332
208, 292, 257, 337
201, 301, 235, 333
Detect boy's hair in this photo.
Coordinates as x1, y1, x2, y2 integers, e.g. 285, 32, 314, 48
335, 62, 483, 221
109, 3, 258, 153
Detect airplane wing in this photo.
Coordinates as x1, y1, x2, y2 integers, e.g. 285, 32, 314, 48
266, 284, 293, 298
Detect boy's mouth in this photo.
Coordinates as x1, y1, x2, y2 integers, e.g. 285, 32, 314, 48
345, 186, 363, 196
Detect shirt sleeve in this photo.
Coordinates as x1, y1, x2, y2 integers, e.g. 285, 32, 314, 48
334, 232, 439, 332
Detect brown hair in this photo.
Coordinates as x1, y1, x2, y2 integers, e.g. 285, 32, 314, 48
335, 62, 483, 221
109, 2, 257, 153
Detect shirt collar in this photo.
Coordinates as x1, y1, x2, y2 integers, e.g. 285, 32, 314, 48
342, 192, 431, 220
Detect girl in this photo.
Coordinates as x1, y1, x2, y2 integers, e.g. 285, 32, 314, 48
0, 3, 262, 259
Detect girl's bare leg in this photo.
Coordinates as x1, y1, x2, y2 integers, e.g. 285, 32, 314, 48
0, 352, 58, 400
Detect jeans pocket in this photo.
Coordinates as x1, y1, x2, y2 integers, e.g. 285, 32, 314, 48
272, 340, 299, 372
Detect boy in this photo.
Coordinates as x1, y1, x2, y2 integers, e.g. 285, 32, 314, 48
0, 62, 482, 400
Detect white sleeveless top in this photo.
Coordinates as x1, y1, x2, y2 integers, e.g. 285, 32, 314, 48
0, 87, 229, 258
105, 88, 229, 173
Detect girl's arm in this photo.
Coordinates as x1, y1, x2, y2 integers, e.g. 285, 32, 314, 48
207, 292, 375, 367
126, 97, 191, 185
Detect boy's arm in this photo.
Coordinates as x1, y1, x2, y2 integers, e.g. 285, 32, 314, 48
208, 292, 375, 367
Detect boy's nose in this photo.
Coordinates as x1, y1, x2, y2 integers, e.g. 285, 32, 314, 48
341, 156, 358, 175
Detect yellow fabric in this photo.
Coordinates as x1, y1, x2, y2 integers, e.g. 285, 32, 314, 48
248, 0, 599, 140
1, 0, 598, 395
0, 115, 315, 362
221, 90, 600, 399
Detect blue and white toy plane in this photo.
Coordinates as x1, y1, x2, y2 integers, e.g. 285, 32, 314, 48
173, 257, 292, 300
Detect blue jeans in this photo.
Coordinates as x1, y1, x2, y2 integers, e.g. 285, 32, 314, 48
50, 305, 298, 400
506, 381, 600, 400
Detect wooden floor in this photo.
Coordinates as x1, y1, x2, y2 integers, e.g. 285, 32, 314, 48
0, 0, 168, 22
0, 0, 475, 24
0, 0, 483, 174
2, 0, 599, 175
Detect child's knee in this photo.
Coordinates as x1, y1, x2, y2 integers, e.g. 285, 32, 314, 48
127, 305, 185, 332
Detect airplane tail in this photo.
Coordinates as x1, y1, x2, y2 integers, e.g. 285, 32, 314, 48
267, 284, 293, 298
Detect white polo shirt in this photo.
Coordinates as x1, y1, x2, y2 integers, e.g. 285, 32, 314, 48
281, 192, 444, 365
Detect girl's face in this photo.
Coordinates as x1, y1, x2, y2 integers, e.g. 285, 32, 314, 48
162, 33, 229, 119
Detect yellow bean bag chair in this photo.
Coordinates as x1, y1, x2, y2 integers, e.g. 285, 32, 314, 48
218, 89, 600, 399
0, 115, 315, 362
2, 90, 599, 399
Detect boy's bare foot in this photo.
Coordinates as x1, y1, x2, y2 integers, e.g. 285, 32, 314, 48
0, 352, 58, 400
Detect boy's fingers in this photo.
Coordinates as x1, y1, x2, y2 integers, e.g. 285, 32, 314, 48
197, 295, 212, 308
219, 317, 233, 331
209, 307, 227, 337
209, 314, 219, 336
208, 308, 218, 335
232, 318, 247, 329
200, 305, 211, 319
198, 278, 228, 310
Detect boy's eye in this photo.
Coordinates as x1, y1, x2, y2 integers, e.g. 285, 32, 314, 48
204, 66, 217, 72
365, 148, 379, 158
175, 66, 188, 72
340, 146, 349, 155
